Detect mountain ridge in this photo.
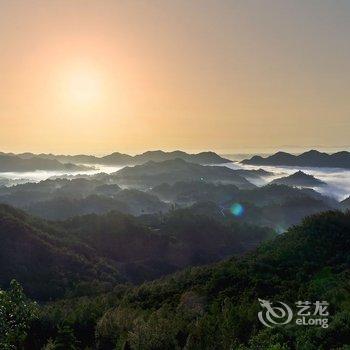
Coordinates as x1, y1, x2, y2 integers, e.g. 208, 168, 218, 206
242, 149, 350, 168
2, 150, 231, 166
271, 170, 326, 187
109, 158, 256, 189
0, 154, 90, 172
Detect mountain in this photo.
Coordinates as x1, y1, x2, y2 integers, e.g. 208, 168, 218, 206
151, 181, 240, 204
132, 150, 230, 165
0, 204, 121, 301
151, 181, 334, 206
231, 168, 273, 178
0, 154, 90, 172
271, 170, 326, 187
25, 195, 128, 220
110, 158, 255, 189
112, 189, 169, 215
28, 210, 350, 349
59, 209, 272, 283
256, 196, 334, 230
242, 149, 350, 168
341, 196, 350, 210
0, 204, 272, 301
189, 196, 334, 232
0, 179, 169, 219
16, 152, 112, 164
233, 183, 332, 206
99, 152, 134, 164
0, 176, 335, 228
13, 150, 231, 166
0, 178, 105, 207
153, 182, 336, 231
25, 191, 169, 220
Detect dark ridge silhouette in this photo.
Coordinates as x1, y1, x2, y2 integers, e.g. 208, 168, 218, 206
108, 158, 256, 189
271, 170, 326, 187
0, 154, 91, 172
242, 149, 350, 168
341, 196, 350, 210
7, 150, 231, 166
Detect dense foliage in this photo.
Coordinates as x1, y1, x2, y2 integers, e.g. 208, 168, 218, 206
0, 204, 272, 301
0, 280, 37, 349
21, 210, 350, 349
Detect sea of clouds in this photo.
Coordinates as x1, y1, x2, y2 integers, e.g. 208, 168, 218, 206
0, 161, 349, 202
224, 162, 350, 201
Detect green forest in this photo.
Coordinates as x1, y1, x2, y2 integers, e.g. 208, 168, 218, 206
1, 209, 349, 349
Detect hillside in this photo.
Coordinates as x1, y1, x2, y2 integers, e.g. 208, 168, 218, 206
0, 204, 272, 301
151, 181, 240, 204
24, 190, 169, 219
151, 182, 336, 230
0, 178, 108, 207
0, 154, 90, 172
0, 176, 337, 229
0, 179, 169, 218
242, 150, 350, 168
341, 196, 350, 210
110, 158, 256, 189
151, 181, 330, 206
0, 205, 121, 301
28, 211, 350, 349
271, 170, 326, 187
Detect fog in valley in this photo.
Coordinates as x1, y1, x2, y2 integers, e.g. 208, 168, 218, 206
2, 154, 349, 200
224, 161, 350, 201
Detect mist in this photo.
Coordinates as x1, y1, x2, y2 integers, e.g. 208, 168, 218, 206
223, 162, 350, 201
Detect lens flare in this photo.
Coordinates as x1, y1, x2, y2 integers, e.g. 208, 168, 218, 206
230, 203, 244, 217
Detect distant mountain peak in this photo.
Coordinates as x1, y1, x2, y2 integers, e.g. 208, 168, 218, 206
271, 170, 325, 187
274, 151, 292, 156
293, 170, 309, 176
242, 149, 350, 168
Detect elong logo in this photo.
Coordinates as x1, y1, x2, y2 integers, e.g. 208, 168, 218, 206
258, 299, 293, 327
258, 298, 329, 328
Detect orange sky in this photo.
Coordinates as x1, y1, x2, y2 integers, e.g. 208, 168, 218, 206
0, 0, 349, 154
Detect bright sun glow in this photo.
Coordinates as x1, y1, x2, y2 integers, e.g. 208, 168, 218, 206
66, 70, 102, 106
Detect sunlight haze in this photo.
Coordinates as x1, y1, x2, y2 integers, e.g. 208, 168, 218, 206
1, 0, 350, 154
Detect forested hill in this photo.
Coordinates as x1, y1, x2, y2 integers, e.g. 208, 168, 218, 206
0, 203, 272, 301
26, 210, 350, 349
110, 158, 255, 189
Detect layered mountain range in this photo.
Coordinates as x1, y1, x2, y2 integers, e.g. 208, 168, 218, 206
1, 149, 350, 349
1, 150, 230, 168
242, 149, 350, 168
0, 154, 90, 172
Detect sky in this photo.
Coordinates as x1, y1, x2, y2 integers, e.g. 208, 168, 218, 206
0, 0, 349, 155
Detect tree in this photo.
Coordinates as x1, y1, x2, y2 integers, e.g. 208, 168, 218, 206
50, 324, 79, 350
0, 280, 37, 349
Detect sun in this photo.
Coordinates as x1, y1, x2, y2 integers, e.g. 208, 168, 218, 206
66, 69, 102, 106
